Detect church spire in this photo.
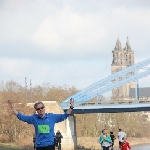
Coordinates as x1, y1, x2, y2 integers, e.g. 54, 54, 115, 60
124, 36, 132, 51
114, 38, 122, 51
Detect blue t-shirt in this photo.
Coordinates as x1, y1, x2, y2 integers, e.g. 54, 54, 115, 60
17, 113, 69, 147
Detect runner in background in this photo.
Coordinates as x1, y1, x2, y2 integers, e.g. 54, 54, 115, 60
120, 137, 131, 150
33, 133, 36, 150
118, 129, 126, 148
98, 129, 112, 150
110, 131, 116, 150
55, 130, 63, 150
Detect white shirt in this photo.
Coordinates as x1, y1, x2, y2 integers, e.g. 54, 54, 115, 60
118, 131, 126, 142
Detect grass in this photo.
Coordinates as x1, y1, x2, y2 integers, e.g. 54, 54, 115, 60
0, 143, 18, 150
0, 143, 32, 150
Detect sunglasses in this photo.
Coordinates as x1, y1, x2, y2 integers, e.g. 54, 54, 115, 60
36, 106, 44, 111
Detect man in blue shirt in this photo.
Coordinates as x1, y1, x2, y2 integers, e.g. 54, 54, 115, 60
8, 99, 74, 150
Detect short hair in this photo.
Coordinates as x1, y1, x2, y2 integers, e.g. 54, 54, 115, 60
110, 131, 113, 134
34, 101, 44, 109
119, 129, 122, 131
102, 129, 106, 133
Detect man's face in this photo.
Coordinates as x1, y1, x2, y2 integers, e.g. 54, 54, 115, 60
36, 103, 45, 116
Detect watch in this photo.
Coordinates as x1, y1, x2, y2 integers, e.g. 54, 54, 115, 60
70, 106, 74, 109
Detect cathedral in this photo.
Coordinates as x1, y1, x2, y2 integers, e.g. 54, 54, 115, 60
111, 37, 135, 100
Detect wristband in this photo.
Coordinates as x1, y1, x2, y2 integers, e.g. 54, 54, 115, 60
70, 106, 74, 109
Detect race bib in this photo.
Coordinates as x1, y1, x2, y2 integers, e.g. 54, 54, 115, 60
38, 125, 50, 133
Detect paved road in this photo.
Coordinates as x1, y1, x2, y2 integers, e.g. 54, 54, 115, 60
113, 144, 150, 150
78, 144, 150, 150
132, 144, 150, 150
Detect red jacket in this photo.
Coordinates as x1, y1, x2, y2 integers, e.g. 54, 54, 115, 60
120, 141, 131, 150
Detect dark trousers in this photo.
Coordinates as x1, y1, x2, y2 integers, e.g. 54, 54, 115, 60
111, 142, 114, 147
36, 145, 55, 150
119, 141, 122, 146
102, 146, 109, 150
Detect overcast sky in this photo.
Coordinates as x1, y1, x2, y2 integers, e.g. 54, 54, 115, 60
0, 0, 150, 90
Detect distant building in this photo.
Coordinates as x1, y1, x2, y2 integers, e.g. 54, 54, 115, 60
110, 38, 150, 125
111, 37, 135, 100
129, 87, 150, 100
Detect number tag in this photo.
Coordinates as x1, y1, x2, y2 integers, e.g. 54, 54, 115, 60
38, 125, 50, 133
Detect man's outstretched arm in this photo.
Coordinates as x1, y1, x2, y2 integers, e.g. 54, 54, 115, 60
8, 100, 34, 124
8, 100, 18, 115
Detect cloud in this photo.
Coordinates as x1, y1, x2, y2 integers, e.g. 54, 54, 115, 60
0, 58, 32, 77
0, 0, 150, 89
0, 58, 107, 89
31, 7, 108, 55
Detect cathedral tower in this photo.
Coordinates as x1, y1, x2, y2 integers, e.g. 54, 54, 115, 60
111, 37, 135, 100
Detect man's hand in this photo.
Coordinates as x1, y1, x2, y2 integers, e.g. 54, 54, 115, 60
70, 98, 74, 107
7, 100, 18, 115
66, 98, 74, 114
8, 100, 13, 109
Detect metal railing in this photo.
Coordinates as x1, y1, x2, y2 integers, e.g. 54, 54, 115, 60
61, 99, 150, 108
